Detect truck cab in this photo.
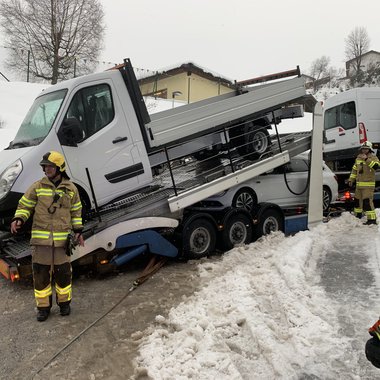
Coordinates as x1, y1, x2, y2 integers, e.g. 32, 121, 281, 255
0, 69, 153, 225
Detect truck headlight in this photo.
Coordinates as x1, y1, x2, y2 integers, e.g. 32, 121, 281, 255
0, 160, 23, 201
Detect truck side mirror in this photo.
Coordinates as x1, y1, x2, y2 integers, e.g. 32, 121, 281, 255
58, 117, 83, 147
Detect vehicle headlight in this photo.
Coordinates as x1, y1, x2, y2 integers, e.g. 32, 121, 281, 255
0, 160, 23, 201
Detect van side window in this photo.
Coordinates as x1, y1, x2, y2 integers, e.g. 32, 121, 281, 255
65, 84, 115, 140
324, 101, 356, 131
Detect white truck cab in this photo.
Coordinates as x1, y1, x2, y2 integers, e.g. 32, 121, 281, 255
0, 69, 153, 222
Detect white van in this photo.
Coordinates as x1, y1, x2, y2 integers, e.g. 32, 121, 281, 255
323, 88, 380, 167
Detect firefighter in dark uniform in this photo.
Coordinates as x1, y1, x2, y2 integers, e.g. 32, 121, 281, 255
348, 141, 380, 225
10, 151, 84, 321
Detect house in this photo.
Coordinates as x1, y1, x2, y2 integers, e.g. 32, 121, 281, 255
137, 62, 235, 103
345, 50, 380, 77
110, 62, 235, 103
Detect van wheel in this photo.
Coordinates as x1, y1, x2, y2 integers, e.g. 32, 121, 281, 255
232, 188, 257, 213
231, 123, 271, 160
219, 211, 253, 251
253, 208, 284, 240
182, 217, 216, 259
323, 186, 332, 212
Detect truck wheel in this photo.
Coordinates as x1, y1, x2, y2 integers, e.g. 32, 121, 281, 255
323, 186, 332, 212
219, 211, 253, 251
232, 188, 257, 213
253, 208, 284, 240
182, 218, 217, 259
232, 124, 271, 161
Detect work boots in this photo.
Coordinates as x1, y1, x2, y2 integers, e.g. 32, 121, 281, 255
59, 303, 71, 316
36, 309, 50, 322
364, 219, 377, 225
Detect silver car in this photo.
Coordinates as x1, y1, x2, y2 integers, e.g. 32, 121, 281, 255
200, 153, 339, 213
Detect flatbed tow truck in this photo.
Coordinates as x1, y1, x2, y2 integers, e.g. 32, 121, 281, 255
0, 61, 324, 282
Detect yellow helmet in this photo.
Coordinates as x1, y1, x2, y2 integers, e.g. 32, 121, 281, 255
360, 141, 373, 151
39, 151, 66, 172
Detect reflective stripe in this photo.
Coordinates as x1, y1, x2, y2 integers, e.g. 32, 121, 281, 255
71, 217, 82, 226
354, 207, 362, 213
349, 174, 357, 179
53, 232, 69, 241
68, 191, 74, 198
366, 211, 377, 220
19, 195, 36, 207
70, 201, 82, 211
36, 188, 54, 197
368, 161, 377, 169
34, 285, 52, 299
357, 181, 375, 187
31, 230, 50, 239
55, 284, 72, 300
15, 209, 30, 219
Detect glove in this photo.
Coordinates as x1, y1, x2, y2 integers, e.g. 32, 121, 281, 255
369, 319, 380, 340
65, 231, 79, 256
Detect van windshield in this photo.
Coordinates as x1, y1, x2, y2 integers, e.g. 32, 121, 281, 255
9, 89, 67, 149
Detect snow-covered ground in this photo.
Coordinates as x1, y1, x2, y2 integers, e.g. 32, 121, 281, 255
135, 213, 380, 378
1, 80, 380, 378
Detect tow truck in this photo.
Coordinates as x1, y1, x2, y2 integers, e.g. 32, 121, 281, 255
0, 60, 324, 282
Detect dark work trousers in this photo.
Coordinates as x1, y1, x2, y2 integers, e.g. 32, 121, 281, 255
32, 245, 72, 310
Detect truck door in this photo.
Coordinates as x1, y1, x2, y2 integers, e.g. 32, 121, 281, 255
324, 101, 357, 155
59, 80, 151, 207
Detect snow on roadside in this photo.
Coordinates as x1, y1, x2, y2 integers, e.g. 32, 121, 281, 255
135, 218, 354, 379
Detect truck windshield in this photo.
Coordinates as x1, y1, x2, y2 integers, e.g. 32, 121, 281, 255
9, 89, 67, 149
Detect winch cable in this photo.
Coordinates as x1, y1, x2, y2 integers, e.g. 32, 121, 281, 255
32, 255, 168, 379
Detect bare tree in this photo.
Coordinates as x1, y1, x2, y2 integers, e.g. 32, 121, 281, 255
309, 56, 330, 81
345, 26, 370, 85
0, 0, 105, 84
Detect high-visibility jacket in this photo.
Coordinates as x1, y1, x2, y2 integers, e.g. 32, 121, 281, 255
349, 153, 380, 188
13, 176, 83, 247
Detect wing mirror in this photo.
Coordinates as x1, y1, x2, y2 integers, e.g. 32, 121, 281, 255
58, 117, 83, 147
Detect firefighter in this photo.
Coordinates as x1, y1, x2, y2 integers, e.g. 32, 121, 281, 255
10, 151, 84, 322
348, 141, 380, 225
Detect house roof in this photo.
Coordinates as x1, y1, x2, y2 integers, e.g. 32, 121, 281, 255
111, 61, 234, 88
345, 50, 380, 65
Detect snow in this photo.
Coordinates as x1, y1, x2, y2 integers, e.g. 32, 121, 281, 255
136, 213, 380, 378
1, 81, 379, 378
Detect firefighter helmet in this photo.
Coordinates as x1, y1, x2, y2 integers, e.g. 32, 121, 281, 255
39, 151, 66, 172
360, 141, 373, 151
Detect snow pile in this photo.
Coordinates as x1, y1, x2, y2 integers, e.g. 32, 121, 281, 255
135, 215, 369, 379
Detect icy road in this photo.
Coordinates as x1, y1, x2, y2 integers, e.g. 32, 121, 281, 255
2, 212, 380, 380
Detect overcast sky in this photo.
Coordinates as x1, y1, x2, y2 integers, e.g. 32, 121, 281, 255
98, 0, 380, 81
0, 0, 379, 82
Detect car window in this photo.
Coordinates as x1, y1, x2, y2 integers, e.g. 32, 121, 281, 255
288, 158, 309, 172
324, 101, 356, 130
65, 84, 115, 140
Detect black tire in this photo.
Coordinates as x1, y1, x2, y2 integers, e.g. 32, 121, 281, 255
323, 186, 332, 212
219, 211, 253, 251
182, 217, 217, 259
231, 123, 271, 161
232, 187, 257, 213
253, 208, 284, 240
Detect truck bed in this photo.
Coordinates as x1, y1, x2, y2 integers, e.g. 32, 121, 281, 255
146, 77, 310, 148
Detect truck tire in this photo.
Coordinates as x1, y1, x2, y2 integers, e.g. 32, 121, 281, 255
231, 123, 271, 161
232, 187, 257, 213
253, 208, 284, 240
219, 210, 253, 251
182, 217, 217, 259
